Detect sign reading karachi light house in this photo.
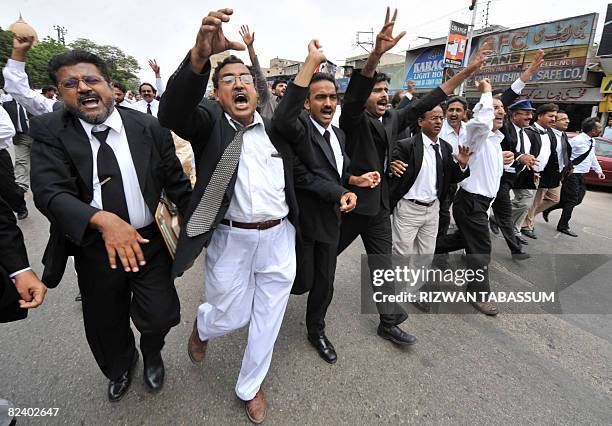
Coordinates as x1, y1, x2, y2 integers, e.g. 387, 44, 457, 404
466, 13, 598, 86
444, 21, 469, 68
404, 47, 445, 90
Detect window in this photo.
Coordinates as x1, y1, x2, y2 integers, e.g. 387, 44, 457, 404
595, 138, 612, 158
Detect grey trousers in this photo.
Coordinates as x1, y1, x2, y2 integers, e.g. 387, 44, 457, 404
511, 189, 535, 235
13, 133, 33, 191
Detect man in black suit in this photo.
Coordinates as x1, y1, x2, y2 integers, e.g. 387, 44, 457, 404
0, 194, 47, 323
521, 103, 560, 237
29, 48, 191, 402
337, 7, 489, 345
389, 105, 470, 257
157, 8, 300, 422
273, 41, 381, 364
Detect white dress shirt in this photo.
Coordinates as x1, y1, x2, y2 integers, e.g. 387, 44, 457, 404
309, 116, 344, 177
118, 99, 137, 109
0, 106, 16, 151
404, 133, 439, 203
505, 123, 530, 174
3, 59, 55, 116
133, 99, 160, 117
459, 92, 504, 198
570, 132, 603, 175
532, 122, 551, 173
78, 108, 154, 229
551, 128, 566, 172
404, 92, 414, 101
224, 112, 289, 222
440, 119, 467, 155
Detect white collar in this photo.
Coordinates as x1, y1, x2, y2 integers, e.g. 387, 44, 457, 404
309, 116, 330, 136
551, 128, 563, 136
224, 111, 264, 130
534, 122, 547, 132
421, 132, 439, 147
79, 107, 123, 138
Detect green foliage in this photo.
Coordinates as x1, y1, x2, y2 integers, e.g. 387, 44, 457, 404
69, 38, 141, 91
0, 29, 140, 91
25, 37, 68, 87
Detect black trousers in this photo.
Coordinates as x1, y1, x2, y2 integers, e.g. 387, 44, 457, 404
435, 188, 493, 294
74, 224, 180, 381
491, 173, 523, 254
0, 150, 26, 214
294, 236, 338, 335
338, 206, 407, 327
545, 173, 585, 230
437, 183, 457, 237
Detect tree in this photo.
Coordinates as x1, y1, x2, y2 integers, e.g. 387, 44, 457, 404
69, 38, 141, 91
0, 28, 16, 87
25, 37, 68, 87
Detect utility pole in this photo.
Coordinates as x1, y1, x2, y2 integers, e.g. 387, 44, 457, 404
53, 25, 67, 46
483, 0, 491, 29
459, 0, 479, 96
355, 29, 374, 54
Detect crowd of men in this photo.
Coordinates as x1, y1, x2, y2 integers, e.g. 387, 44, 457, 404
0, 6, 607, 424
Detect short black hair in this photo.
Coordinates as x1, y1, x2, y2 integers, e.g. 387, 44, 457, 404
139, 82, 156, 94
41, 85, 57, 94
444, 96, 468, 112
556, 109, 568, 117
48, 50, 111, 86
212, 55, 251, 89
113, 82, 127, 93
309, 73, 336, 89
272, 78, 287, 89
581, 117, 600, 134
535, 103, 559, 117
417, 104, 442, 120
374, 73, 390, 84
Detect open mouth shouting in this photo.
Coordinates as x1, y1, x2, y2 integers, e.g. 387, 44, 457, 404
320, 107, 334, 120
78, 93, 102, 110
376, 98, 388, 113
233, 92, 250, 110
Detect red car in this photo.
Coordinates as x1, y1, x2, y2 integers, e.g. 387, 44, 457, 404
584, 137, 612, 187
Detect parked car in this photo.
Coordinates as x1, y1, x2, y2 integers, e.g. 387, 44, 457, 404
584, 137, 612, 187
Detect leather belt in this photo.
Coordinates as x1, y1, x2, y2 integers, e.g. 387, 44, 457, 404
221, 218, 282, 230
407, 199, 436, 207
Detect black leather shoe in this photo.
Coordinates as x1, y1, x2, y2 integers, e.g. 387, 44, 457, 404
512, 252, 530, 260
557, 228, 578, 237
108, 351, 138, 402
308, 333, 337, 364
489, 219, 500, 235
143, 352, 165, 392
515, 235, 529, 245
542, 210, 550, 222
521, 228, 537, 239
376, 324, 417, 346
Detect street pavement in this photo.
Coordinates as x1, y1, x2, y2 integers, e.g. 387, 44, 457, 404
1, 187, 612, 425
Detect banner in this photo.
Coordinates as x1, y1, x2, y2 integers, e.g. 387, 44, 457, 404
404, 47, 445, 89
444, 21, 469, 68
467, 13, 597, 85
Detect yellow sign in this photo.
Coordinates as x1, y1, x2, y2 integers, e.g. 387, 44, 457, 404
599, 94, 612, 112
601, 76, 612, 94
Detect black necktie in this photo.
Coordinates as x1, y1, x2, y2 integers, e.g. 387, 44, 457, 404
323, 130, 331, 145
560, 132, 568, 167
432, 144, 443, 198
93, 127, 131, 223
146, 103, 152, 115
519, 128, 525, 154
18, 105, 28, 133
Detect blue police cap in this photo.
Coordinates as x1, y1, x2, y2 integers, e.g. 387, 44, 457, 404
508, 99, 535, 111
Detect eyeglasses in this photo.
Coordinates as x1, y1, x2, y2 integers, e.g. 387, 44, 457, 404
220, 74, 254, 86
60, 76, 104, 90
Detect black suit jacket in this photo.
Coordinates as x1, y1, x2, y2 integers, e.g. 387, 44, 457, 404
29, 108, 192, 288
536, 128, 561, 188
512, 126, 542, 190
2, 99, 31, 133
273, 82, 351, 244
339, 71, 447, 216
0, 195, 29, 322
158, 53, 300, 278
389, 133, 469, 211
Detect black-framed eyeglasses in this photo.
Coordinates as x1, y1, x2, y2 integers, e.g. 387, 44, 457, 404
60, 76, 104, 90
220, 74, 254, 86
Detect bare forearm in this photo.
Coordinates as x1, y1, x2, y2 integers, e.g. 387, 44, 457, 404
247, 45, 256, 63
440, 67, 472, 95
294, 55, 321, 87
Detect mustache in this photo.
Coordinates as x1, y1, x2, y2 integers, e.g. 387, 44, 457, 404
77, 92, 101, 104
